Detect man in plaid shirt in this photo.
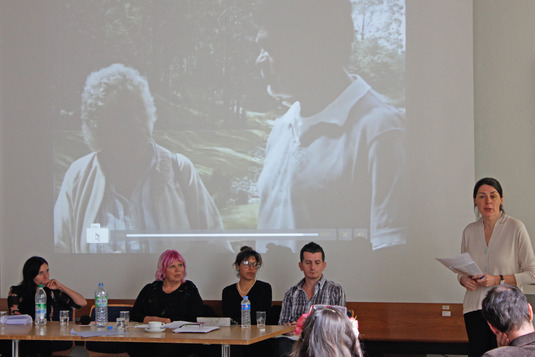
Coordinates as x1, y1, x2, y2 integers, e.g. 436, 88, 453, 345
276, 242, 346, 356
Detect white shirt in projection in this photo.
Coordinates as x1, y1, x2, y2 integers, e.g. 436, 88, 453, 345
54, 142, 223, 253
257, 75, 407, 250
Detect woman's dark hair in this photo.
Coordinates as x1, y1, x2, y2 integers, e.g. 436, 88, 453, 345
233, 246, 262, 269
292, 308, 363, 357
21, 256, 48, 289
16, 256, 48, 314
473, 177, 504, 212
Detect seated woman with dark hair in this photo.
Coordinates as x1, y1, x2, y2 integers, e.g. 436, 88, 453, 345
129, 250, 205, 356
8, 256, 87, 356
293, 305, 363, 357
222, 246, 272, 356
222, 246, 272, 324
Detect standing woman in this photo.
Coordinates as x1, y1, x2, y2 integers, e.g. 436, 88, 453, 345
459, 177, 535, 356
222, 246, 272, 325
8, 256, 87, 356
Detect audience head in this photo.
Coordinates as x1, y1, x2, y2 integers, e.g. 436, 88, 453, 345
300, 242, 325, 262
233, 246, 262, 278
482, 285, 533, 334
292, 305, 363, 357
473, 177, 504, 214
155, 250, 187, 282
81, 63, 157, 153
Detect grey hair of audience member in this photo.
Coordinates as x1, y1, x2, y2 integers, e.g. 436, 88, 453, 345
80, 63, 157, 152
481, 285, 531, 334
292, 307, 363, 357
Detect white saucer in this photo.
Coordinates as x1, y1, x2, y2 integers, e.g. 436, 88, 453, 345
145, 327, 165, 333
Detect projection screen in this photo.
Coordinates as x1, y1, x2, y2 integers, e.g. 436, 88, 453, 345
0, 0, 474, 302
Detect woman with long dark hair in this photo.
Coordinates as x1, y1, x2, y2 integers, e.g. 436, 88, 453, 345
8, 256, 87, 356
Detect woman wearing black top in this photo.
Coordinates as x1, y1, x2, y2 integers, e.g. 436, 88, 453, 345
129, 250, 205, 357
222, 246, 273, 356
8, 256, 87, 356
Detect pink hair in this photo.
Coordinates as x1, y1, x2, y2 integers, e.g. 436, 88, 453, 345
155, 250, 187, 282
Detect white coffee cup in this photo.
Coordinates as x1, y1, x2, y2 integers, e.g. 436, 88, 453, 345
148, 321, 164, 331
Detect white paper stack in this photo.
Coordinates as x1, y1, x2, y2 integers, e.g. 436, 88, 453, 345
5, 314, 33, 325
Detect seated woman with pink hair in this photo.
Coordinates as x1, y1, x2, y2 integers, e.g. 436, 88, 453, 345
130, 250, 205, 356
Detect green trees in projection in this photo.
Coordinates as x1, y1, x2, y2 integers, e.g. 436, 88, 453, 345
351, 0, 406, 108
53, 0, 405, 225
58, 0, 270, 130
57, 0, 404, 128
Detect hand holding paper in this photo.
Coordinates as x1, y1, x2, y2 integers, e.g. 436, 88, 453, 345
436, 253, 483, 276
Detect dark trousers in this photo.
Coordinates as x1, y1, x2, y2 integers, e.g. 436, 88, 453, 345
276, 337, 295, 357
464, 310, 497, 357
229, 339, 274, 357
128, 342, 214, 357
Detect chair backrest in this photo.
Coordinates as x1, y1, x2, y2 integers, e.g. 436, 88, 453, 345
89, 304, 133, 322
86, 304, 134, 354
51, 306, 75, 322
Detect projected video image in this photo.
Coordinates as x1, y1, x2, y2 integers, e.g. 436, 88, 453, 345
52, 0, 406, 253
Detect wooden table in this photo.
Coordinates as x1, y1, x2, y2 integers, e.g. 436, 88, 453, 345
0, 322, 294, 357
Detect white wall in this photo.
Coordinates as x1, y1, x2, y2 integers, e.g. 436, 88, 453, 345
473, 0, 535, 294
9, 0, 534, 303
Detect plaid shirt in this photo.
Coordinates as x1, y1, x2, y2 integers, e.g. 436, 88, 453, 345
278, 275, 346, 325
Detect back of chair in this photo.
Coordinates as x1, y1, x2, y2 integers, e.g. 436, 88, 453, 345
86, 304, 133, 355
51, 306, 75, 322
89, 304, 133, 322
51, 307, 76, 355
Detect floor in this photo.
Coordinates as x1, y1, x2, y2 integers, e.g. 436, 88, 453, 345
69, 345, 89, 356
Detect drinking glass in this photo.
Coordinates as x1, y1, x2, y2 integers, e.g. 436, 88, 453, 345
59, 310, 69, 326
256, 311, 266, 329
120, 311, 130, 327
115, 317, 126, 332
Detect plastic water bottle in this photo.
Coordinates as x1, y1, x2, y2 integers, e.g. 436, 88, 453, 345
241, 295, 251, 328
34, 284, 47, 326
95, 282, 108, 328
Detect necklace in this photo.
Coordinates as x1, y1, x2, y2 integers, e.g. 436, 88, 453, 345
237, 279, 256, 296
